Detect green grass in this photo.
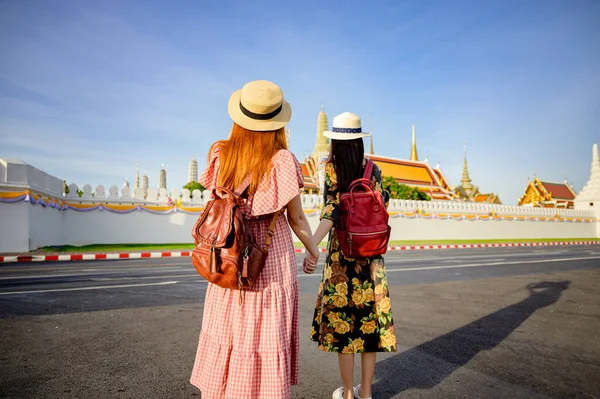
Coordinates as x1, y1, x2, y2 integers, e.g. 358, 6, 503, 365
41, 238, 597, 253
40, 243, 196, 253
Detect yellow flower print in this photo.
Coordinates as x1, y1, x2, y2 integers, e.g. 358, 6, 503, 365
379, 329, 397, 349
326, 163, 337, 184
335, 282, 348, 295
324, 266, 332, 281
322, 295, 329, 306
360, 320, 377, 334
374, 284, 385, 296
324, 333, 335, 345
331, 251, 340, 263
352, 278, 361, 287
310, 326, 316, 339
353, 338, 365, 352
332, 293, 348, 308
331, 318, 351, 334
322, 204, 335, 216
379, 297, 391, 314
363, 288, 375, 303
352, 289, 365, 306
342, 337, 366, 353
327, 312, 341, 323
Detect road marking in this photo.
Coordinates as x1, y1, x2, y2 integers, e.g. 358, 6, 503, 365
91, 274, 200, 281
0, 281, 179, 295
385, 256, 600, 273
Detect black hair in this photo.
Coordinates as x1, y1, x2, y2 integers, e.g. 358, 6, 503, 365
329, 138, 365, 193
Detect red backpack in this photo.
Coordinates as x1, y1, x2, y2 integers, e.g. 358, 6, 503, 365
336, 159, 391, 258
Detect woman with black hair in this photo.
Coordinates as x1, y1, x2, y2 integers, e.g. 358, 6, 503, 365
308, 112, 397, 399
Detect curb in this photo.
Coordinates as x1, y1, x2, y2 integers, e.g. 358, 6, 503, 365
0, 241, 598, 264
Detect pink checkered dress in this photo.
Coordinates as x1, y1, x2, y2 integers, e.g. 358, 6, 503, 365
190, 143, 303, 399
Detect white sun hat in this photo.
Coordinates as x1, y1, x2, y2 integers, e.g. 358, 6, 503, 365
227, 80, 292, 132
323, 112, 371, 140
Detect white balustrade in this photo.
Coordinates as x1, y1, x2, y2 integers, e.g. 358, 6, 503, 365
95, 185, 106, 200
158, 188, 168, 203
121, 186, 132, 200
108, 185, 119, 200
81, 184, 93, 199
67, 183, 79, 199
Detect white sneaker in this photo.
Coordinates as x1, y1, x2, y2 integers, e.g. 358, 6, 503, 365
353, 384, 373, 399
332, 386, 345, 399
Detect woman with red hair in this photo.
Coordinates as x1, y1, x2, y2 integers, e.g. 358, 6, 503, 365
190, 80, 319, 399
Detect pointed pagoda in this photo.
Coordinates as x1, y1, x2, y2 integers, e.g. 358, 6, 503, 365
410, 124, 418, 161
314, 105, 329, 162
574, 142, 600, 210
134, 162, 140, 188
454, 143, 501, 204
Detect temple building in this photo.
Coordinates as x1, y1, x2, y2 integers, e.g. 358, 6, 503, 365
142, 172, 149, 191
517, 176, 577, 208
454, 144, 502, 204
188, 157, 198, 183
135, 163, 140, 189
158, 164, 167, 190
575, 142, 600, 209
299, 107, 456, 200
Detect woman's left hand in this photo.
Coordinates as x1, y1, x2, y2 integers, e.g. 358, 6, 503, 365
303, 253, 318, 274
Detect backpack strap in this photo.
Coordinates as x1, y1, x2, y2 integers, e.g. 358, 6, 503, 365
233, 173, 279, 252
263, 211, 279, 252
363, 159, 374, 180
233, 175, 252, 197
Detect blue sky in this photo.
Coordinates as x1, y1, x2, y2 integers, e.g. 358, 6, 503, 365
1, 0, 598, 204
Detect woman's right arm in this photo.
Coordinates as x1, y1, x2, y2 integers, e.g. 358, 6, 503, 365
286, 195, 319, 269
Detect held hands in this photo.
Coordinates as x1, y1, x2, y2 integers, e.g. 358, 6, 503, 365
303, 250, 319, 274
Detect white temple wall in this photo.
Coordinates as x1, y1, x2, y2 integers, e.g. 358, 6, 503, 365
0, 157, 598, 252
0, 200, 597, 251
28, 204, 65, 250
63, 209, 197, 246
0, 201, 29, 253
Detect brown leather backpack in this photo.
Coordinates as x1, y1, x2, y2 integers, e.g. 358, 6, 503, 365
191, 179, 277, 303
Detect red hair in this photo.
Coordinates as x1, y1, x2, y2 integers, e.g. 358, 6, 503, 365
211, 123, 288, 195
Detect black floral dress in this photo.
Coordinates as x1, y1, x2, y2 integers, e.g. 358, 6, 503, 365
310, 161, 397, 353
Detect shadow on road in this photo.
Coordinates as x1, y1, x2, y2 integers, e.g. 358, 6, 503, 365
373, 281, 570, 398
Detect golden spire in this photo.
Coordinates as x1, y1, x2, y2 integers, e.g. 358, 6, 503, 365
314, 105, 329, 160
410, 124, 418, 161
460, 142, 473, 189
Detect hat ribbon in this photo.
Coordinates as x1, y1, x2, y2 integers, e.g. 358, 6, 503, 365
332, 127, 363, 133
239, 102, 283, 120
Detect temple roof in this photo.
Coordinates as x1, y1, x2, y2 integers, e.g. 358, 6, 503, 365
300, 162, 319, 190
539, 181, 576, 200
518, 176, 575, 208
366, 154, 455, 200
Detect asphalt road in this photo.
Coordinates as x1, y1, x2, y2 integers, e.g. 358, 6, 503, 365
1, 245, 600, 398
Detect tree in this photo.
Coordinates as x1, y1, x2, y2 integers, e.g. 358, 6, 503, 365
183, 181, 206, 192
383, 176, 431, 201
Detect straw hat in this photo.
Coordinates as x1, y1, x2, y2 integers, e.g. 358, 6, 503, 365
228, 80, 292, 131
323, 112, 371, 140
